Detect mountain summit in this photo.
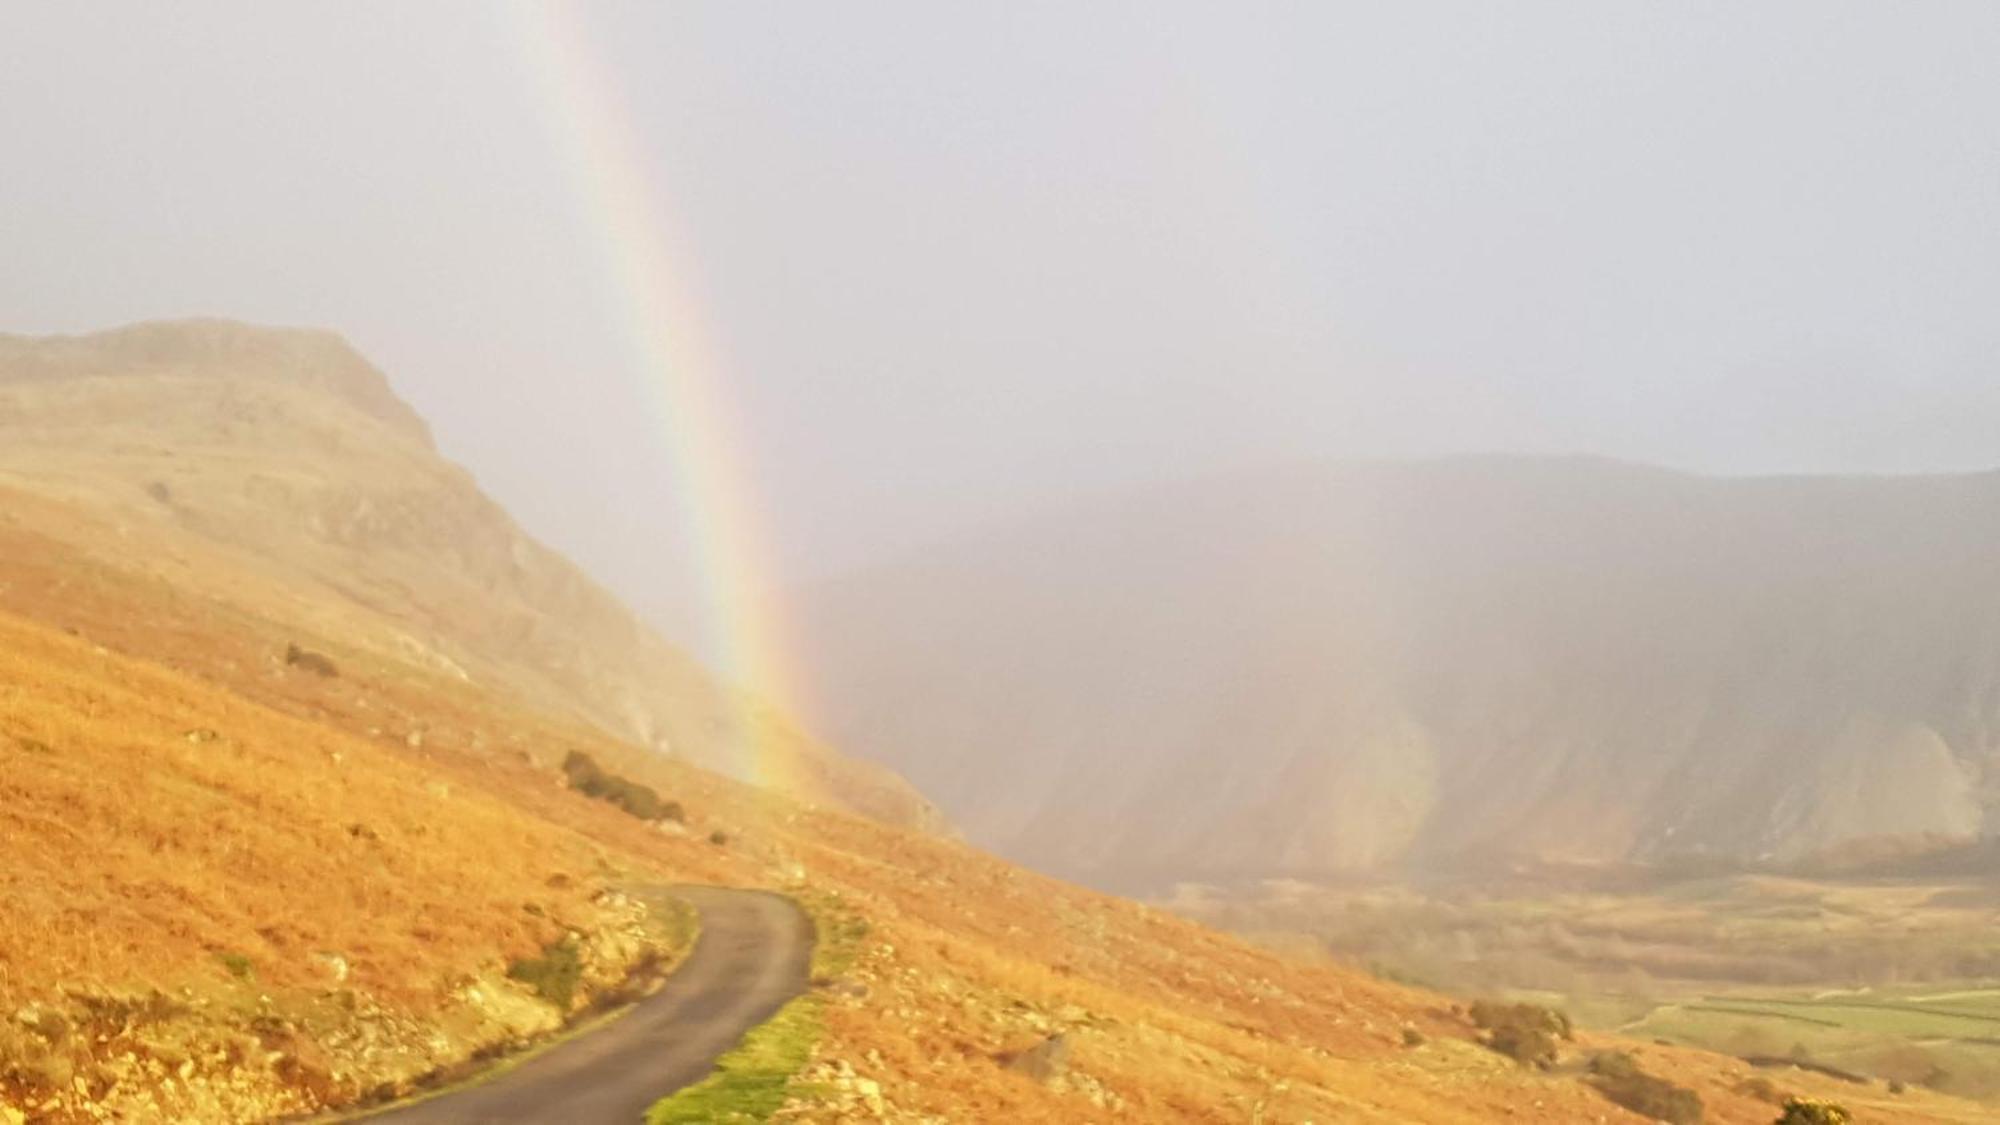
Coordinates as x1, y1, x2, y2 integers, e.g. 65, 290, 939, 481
0, 318, 940, 829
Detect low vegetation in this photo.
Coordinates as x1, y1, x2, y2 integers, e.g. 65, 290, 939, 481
1173, 873, 2000, 1098
562, 750, 684, 823
1588, 1051, 1703, 1124
1775, 1097, 1852, 1124
0, 490, 1974, 1123
283, 642, 339, 678
506, 937, 584, 1011
1470, 1000, 1571, 1068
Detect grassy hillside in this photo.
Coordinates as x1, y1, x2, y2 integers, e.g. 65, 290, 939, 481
0, 320, 939, 832
0, 322, 1988, 1122
0, 481, 1986, 1124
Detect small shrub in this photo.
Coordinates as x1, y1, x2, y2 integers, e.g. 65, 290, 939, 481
1887, 1079, 1905, 1095
1488, 1023, 1558, 1068
217, 952, 254, 981
1401, 1026, 1426, 1048
1589, 1051, 1641, 1080
507, 936, 583, 1010
709, 829, 730, 846
284, 643, 339, 678
1470, 1000, 1571, 1067
1774, 1098, 1851, 1125
561, 751, 681, 822
1595, 1067, 1703, 1124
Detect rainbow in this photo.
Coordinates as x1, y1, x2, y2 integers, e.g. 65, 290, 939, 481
510, 2, 809, 794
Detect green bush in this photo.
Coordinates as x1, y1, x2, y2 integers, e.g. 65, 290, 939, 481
1595, 1068, 1703, 1124
1470, 1000, 1571, 1068
507, 936, 583, 1010
1589, 1051, 1641, 1080
1774, 1099, 1850, 1125
561, 751, 683, 823
1488, 1024, 1556, 1067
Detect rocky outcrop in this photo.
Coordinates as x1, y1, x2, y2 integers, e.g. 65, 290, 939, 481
0, 319, 433, 449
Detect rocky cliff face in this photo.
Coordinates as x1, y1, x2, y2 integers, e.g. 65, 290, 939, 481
0, 319, 941, 830
786, 458, 2000, 886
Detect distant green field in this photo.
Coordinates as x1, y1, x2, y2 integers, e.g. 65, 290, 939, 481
1176, 869, 2000, 1103
1611, 985, 2000, 1099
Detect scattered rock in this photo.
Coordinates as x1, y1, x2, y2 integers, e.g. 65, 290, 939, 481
284, 643, 339, 678
854, 1076, 884, 1115
1005, 1033, 1070, 1083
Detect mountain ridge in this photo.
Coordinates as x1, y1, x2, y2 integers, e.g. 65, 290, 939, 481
0, 317, 941, 830
786, 455, 2000, 886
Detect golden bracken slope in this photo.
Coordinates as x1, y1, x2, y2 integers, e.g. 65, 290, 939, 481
0, 322, 1982, 1123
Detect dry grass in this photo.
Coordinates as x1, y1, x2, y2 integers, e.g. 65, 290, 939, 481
0, 608, 604, 1008
0, 489, 1988, 1123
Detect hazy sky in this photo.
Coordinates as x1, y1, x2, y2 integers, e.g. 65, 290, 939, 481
5, 2, 1999, 634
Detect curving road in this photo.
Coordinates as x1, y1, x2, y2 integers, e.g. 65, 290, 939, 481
358, 886, 813, 1123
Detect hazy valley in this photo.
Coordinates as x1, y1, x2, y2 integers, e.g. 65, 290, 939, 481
788, 459, 2000, 888
8, 322, 1965, 1121
13, 5, 1997, 1121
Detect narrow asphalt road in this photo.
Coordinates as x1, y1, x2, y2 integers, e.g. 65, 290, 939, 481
359, 886, 813, 1124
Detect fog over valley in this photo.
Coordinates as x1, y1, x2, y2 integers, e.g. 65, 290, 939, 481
6, 3, 2000, 1122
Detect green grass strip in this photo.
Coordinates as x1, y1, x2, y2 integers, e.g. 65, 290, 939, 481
644, 890, 865, 1124
645, 994, 827, 1124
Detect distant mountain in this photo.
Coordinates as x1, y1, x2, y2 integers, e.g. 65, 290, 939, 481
0, 319, 942, 830
786, 456, 2000, 886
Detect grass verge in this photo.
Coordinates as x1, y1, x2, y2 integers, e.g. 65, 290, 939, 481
645, 995, 827, 1125
644, 890, 865, 1124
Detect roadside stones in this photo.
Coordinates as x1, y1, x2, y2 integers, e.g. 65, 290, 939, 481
314, 953, 350, 984
854, 1076, 885, 1115
826, 978, 870, 1004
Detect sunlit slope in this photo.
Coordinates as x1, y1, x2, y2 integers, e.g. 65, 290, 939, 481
789, 457, 2000, 885
0, 514, 1973, 1123
0, 319, 939, 830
